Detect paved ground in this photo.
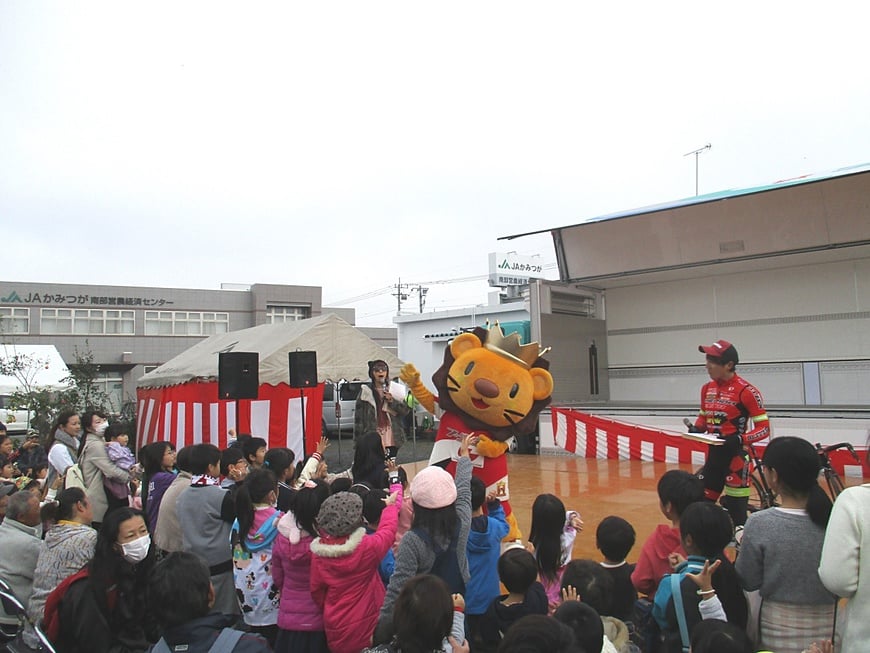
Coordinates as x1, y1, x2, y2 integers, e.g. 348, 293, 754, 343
321, 430, 437, 471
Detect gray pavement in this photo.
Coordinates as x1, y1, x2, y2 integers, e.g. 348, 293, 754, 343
322, 430, 436, 472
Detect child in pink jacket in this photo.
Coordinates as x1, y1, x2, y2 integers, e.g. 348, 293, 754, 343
272, 479, 331, 653
310, 474, 401, 653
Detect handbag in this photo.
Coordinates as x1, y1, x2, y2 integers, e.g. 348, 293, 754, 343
64, 440, 89, 490
64, 462, 86, 490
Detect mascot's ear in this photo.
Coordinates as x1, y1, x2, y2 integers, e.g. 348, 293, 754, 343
450, 333, 482, 358
529, 367, 555, 401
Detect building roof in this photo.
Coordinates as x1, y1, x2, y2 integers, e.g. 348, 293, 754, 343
0, 344, 71, 394
499, 162, 870, 288
137, 313, 404, 388
500, 162, 870, 240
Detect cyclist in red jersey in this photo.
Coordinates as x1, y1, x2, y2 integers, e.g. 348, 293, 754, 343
689, 340, 770, 528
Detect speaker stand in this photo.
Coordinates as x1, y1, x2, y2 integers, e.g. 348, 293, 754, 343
299, 388, 307, 458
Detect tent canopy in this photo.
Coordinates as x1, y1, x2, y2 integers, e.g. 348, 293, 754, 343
0, 344, 71, 395
137, 313, 404, 389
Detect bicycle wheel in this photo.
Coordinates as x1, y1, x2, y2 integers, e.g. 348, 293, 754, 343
826, 470, 846, 500
748, 474, 772, 512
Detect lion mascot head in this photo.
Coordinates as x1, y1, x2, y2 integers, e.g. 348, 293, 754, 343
431, 325, 554, 442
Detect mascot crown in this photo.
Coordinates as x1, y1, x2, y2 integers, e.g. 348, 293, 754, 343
483, 322, 550, 370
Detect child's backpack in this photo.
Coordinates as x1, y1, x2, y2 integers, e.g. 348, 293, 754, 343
629, 597, 660, 653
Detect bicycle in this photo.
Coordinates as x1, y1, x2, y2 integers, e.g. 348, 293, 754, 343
815, 441, 861, 500
746, 440, 860, 512
746, 442, 777, 512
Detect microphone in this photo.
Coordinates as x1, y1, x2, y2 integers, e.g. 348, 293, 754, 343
682, 418, 694, 430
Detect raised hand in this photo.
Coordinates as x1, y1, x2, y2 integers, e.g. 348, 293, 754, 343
685, 558, 721, 593
561, 584, 580, 603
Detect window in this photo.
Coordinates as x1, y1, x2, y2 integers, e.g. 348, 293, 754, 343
144, 311, 229, 336
266, 305, 310, 323
143, 365, 159, 375
94, 371, 124, 412
41, 308, 133, 335
0, 307, 30, 334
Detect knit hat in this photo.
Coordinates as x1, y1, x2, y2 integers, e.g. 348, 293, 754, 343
316, 491, 363, 537
411, 466, 457, 509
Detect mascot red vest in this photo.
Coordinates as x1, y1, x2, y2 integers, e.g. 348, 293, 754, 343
400, 324, 554, 541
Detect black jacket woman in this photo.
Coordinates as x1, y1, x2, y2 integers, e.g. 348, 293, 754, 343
355, 360, 410, 459
51, 507, 157, 653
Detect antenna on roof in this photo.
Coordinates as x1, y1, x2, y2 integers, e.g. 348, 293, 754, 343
683, 143, 712, 196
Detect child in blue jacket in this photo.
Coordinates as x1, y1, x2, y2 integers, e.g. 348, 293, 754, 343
652, 501, 747, 653
465, 476, 510, 648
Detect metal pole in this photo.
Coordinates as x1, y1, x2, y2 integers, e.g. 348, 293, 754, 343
683, 143, 711, 196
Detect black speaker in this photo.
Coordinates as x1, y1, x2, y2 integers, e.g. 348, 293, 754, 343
289, 351, 318, 388
218, 352, 259, 399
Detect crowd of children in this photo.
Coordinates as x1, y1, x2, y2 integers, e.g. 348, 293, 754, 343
1, 417, 866, 653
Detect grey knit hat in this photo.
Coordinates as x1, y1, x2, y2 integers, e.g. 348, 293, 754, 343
316, 491, 363, 537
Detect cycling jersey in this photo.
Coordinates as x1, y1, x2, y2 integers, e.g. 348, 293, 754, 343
693, 374, 770, 445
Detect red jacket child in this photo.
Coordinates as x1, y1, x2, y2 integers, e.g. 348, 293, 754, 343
310, 482, 401, 653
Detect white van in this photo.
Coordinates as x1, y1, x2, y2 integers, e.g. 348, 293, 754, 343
0, 395, 32, 434
320, 380, 438, 438
321, 381, 363, 436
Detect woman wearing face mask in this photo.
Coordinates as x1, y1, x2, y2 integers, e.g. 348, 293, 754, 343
46, 507, 157, 652
46, 410, 82, 487
78, 410, 131, 528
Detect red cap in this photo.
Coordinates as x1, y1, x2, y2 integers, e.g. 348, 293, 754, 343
698, 340, 738, 363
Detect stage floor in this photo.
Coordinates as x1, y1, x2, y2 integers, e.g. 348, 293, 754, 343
402, 453, 866, 563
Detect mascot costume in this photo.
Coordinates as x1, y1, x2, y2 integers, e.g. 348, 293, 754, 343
400, 323, 554, 542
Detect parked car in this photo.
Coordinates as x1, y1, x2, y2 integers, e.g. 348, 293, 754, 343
0, 395, 32, 434
321, 381, 363, 437
321, 381, 439, 439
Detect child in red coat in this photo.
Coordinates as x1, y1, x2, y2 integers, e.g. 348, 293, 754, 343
310, 474, 401, 653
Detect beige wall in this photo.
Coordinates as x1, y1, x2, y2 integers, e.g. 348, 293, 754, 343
606, 257, 870, 368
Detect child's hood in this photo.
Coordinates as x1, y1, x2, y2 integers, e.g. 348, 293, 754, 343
310, 526, 366, 558
651, 523, 684, 559
467, 517, 502, 553
278, 510, 303, 544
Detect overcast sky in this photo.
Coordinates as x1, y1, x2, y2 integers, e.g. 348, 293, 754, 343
2, 2, 868, 326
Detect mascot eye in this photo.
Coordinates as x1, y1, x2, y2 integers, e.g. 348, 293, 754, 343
464, 362, 475, 375
509, 383, 519, 398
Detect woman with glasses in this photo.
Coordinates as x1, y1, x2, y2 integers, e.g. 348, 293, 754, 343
355, 360, 410, 460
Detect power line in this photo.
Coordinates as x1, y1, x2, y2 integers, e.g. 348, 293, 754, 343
325, 263, 558, 307
325, 285, 394, 307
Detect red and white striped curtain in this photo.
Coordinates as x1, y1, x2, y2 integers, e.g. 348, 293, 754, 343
551, 407, 869, 478
136, 381, 324, 458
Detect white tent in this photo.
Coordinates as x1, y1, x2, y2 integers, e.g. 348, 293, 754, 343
0, 344, 71, 395
137, 313, 404, 388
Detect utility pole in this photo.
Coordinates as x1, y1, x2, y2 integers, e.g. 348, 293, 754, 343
392, 278, 409, 315
416, 285, 428, 312
683, 143, 712, 196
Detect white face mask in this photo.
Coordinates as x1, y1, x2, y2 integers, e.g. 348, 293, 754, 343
95, 421, 109, 435
120, 534, 151, 564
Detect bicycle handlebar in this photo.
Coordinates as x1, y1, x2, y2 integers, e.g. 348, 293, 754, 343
815, 441, 861, 462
